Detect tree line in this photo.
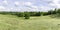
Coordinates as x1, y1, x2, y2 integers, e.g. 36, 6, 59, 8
0, 8, 60, 19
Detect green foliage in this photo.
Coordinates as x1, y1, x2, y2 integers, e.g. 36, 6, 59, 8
57, 9, 60, 14
0, 8, 59, 18
29, 12, 41, 16
35, 12, 41, 16
24, 12, 30, 19
53, 8, 57, 14
48, 10, 53, 15
54, 9, 60, 17
16, 12, 24, 17
47, 9, 56, 15
50, 8, 60, 18
29, 12, 37, 16
43, 12, 48, 16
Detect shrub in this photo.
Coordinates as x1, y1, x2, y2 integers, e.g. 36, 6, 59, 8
24, 12, 30, 19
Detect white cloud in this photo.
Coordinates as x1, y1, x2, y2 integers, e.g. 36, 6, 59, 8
30, 6, 39, 11
10, 8, 13, 10
38, 5, 54, 12
0, 6, 10, 11
0, 6, 5, 10
31, 6, 38, 8
0, 6, 11, 11
14, 1, 19, 6
1, 0, 60, 12
24, 2, 33, 6
48, 0, 60, 8
17, 2, 39, 12
3, 0, 8, 4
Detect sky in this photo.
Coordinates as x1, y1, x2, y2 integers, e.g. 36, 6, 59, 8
0, 0, 60, 12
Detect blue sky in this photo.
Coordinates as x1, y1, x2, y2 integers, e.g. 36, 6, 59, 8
0, 0, 60, 12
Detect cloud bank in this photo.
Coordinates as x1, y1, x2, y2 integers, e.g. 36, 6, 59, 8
0, 0, 60, 12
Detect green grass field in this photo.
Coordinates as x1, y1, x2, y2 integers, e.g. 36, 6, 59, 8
0, 14, 60, 30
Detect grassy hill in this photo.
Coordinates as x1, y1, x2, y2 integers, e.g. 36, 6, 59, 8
0, 14, 60, 30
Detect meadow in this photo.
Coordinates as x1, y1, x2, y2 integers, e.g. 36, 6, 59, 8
0, 14, 60, 30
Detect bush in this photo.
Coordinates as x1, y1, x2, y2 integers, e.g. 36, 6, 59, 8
24, 12, 30, 19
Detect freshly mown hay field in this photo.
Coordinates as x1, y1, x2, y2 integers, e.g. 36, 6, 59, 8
0, 14, 60, 30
